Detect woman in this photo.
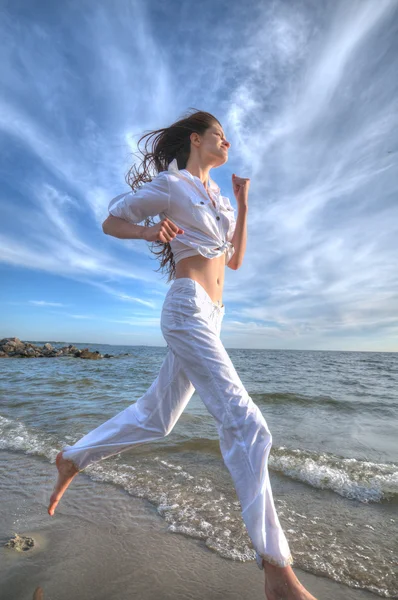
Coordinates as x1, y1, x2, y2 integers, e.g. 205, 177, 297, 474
48, 109, 316, 600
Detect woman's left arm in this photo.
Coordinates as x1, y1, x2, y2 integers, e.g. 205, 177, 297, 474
227, 174, 250, 270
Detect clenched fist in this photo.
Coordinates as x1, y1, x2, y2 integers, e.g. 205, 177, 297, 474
144, 217, 184, 243
232, 173, 250, 206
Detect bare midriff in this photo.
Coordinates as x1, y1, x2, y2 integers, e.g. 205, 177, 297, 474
175, 252, 226, 305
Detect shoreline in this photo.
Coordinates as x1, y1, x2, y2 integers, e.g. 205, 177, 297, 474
0, 450, 381, 600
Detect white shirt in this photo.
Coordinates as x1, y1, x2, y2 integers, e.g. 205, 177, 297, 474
108, 158, 236, 266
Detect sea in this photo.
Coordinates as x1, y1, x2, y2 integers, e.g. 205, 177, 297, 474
0, 344, 397, 597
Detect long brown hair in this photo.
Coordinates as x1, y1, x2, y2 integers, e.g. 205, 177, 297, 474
125, 108, 222, 283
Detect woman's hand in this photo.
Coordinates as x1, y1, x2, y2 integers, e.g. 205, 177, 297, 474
143, 217, 184, 243
232, 173, 250, 207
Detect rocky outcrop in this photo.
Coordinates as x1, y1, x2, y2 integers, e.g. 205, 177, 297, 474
0, 337, 114, 359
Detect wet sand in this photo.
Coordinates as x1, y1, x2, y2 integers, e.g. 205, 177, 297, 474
0, 451, 379, 600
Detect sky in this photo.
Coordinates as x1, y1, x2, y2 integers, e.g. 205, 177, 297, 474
1, 0, 397, 351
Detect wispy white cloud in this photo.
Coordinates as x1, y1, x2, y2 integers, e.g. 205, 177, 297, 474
90, 281, 158, 308
28, 300, 68, 307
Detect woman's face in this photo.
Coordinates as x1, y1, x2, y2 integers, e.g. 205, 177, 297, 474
197, 123, 231, 167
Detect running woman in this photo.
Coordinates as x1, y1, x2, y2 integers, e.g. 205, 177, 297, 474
48, 109, 317, 600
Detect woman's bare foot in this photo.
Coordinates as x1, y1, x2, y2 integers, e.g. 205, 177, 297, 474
263, 561, 318, 600
47, 451, 80, 516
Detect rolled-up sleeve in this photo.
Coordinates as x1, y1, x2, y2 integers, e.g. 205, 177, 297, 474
108, 171, 170, 224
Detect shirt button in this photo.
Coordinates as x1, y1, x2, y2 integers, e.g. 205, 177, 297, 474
216, 216, 220, 220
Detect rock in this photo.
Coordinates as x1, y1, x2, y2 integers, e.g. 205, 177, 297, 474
2, 342, 16, 349
2, 343, 24, 353
1, 337, 22, 345
1, 337, 28, 356
41, 343, 56, 356
1, 337, 24, 350
78, 350, 103, 360
59, 345, 79, 355
4, 533, 35, 552
19, 347, 36, 357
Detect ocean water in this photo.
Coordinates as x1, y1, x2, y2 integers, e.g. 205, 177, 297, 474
0, 345, 397, 597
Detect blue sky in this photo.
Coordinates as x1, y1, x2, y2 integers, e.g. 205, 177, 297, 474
1, 0, 397, 351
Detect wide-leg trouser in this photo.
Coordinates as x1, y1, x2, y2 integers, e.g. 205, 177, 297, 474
61, 277, 293, 569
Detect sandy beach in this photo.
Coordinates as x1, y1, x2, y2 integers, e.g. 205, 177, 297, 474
0, 451, 380, 600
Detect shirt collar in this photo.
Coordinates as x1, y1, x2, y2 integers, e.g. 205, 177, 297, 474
168, 158, 220, 193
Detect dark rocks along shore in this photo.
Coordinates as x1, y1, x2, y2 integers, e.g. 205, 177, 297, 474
0, 337, 114, 359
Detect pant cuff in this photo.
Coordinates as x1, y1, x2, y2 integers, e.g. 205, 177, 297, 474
61, 448, 83, 473
256, 551, 294, 570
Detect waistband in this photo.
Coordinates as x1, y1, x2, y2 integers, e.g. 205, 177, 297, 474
171, 277, 225, 311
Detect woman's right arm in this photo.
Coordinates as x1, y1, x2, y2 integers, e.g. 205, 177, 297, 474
102, 215, 149, 240
103, 171, 170, 239
102, 172, 183, 242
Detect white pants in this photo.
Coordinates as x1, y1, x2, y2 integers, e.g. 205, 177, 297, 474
62, 277, 293, 569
